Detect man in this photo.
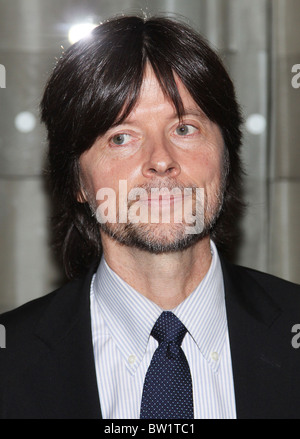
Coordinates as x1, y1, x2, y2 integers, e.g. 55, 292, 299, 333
0, 15, 299, 419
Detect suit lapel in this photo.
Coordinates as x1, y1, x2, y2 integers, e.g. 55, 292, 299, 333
31, 267, 101, 419
220, 258, 294, 419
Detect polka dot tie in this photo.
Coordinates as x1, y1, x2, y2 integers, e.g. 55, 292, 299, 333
140, 311, 194, 419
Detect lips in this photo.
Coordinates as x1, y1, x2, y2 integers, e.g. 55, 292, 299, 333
138, 194, 184, 206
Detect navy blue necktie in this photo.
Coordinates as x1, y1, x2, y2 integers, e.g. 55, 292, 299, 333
140, 311, 194, 419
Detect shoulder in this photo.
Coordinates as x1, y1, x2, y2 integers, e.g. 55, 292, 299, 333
0, 289, 58, 341
0, 268, 95, 390
239, 264, 299, 296
0, 269, 94, 344
247, 266, 300, 317
241, 265, 299, 289
222, 258, 300, 313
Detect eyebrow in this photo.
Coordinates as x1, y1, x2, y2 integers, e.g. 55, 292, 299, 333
178, 108, 206, 120
111, 107, 207, 129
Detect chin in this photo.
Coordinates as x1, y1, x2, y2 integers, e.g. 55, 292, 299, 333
99, 221, 211, 254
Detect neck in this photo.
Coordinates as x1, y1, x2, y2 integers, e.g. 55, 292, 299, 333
100, 234, 212, 309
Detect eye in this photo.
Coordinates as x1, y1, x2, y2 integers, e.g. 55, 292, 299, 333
175, 124, 198, 136
110, 133, 131, 146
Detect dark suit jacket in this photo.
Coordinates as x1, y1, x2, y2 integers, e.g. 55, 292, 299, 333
0, 258, 300, 419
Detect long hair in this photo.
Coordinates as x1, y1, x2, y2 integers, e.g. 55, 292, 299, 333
40, 15, 244, 279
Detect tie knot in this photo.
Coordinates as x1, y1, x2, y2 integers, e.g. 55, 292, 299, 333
151, 311, 187, 346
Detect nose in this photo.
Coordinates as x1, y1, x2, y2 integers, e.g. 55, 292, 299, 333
141, 140, 181, 179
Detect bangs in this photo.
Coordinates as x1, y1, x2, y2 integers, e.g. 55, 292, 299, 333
114, 61, 185, 127
66, 21, 186, 152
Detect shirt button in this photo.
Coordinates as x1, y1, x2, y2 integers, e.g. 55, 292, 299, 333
211, 351, 219, 362
128, 354, 136, 365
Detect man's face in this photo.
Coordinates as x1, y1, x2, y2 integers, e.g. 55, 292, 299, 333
79, 66, 227, 252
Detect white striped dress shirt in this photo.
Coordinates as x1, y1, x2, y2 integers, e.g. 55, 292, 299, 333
90, 240, 236, 419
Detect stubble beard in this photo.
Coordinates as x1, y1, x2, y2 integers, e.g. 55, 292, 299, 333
88, 171, 227, 254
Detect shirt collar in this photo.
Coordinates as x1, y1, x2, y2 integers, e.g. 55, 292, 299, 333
92, 240, 226, 374
93, 257, 162, 374
173, 240, 227, 371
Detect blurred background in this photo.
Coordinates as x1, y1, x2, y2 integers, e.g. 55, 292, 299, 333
0, 0, 299, 312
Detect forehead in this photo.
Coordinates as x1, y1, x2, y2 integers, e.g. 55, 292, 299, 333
122, 65, 205, 122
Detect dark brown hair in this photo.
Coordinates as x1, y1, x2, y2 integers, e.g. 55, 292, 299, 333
41, 15, 244, 279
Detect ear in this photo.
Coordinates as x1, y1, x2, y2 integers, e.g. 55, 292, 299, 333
77, 188, 88, 203
77, 167, 88, 203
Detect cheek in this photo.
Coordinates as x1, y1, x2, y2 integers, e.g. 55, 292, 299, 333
97, 153, 145, 193
89, 169, 119, 196
207, 154, 223, 182
81, 158, 140, 202
185, 150, 223, 187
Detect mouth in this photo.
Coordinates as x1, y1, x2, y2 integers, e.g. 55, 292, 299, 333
137, 193, 193, 211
